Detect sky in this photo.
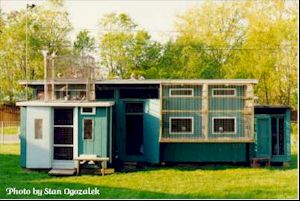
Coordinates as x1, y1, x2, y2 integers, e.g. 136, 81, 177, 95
0, 0, 204, 41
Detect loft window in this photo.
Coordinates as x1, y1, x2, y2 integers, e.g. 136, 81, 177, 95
169, 117, 193, 134
83, 119, 94, 140
212, 117, 236, 134
120, 89, 158, 99
34, 119, 43, 139
212, 88, 236, 97
96, 89, 115, 99
81, 107, 96, 115
169, 88, 194, 97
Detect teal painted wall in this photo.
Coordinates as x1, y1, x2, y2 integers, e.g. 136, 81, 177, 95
20, 107, 26, 167
254, 115, 271, 158
144, 99, 160, 163
208, 85, 245, 111
160, 143, 247, 162
78, 107, 110, 157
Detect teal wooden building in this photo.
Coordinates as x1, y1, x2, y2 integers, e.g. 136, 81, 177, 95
16, 55, 291, 170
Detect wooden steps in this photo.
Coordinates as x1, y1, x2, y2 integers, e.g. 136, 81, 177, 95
48, 169, 76, 176
251, 157, 271, 167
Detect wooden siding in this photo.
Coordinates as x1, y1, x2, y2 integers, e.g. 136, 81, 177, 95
0, 105, 20, 122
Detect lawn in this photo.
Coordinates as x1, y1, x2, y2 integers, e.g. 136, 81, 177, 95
2, 126, 20, 135
0, 143, 298, 199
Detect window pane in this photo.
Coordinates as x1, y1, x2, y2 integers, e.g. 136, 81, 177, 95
84, 119, 93, 140
82, 107, 94, 113
171, 118, 192, 133
54, 127, 73, 144
213, 118, 235, 133
34, 119, 43, 139
54, 108, 73, 125
279, 118, 285, 155
54, 147, 73, 160
271, 117, 277, 155
170, 89, 193, 96
213, 89, 235, 96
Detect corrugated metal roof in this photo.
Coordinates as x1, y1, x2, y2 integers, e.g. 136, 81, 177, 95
16, 101, 115, 107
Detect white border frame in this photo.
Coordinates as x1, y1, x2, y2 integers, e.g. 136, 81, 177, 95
81, 107, 96, 115
212, 117, 237, 135
212, 88, 237, 97
169, 117, 194, 135
169, 88, 194, 97
82, 118, 94, 141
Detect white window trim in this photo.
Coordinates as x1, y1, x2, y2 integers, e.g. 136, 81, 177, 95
212, 88, 237, 97
82, 118, 94, 141
169, 117, 194, 135
169, 88, 194, 97
212, 117, 237, 135
81, 107, 96, 115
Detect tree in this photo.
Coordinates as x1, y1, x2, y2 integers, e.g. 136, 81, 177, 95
99, 12, 159, 79
73, 30, 96, 56
174, 0, 298, 108
0, 0, 72, 102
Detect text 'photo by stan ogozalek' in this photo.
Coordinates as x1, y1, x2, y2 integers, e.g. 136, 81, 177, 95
6, 187, 101, 197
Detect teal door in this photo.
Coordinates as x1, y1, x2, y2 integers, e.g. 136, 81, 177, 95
255, 115, 271, 158
78, 107, 108, 157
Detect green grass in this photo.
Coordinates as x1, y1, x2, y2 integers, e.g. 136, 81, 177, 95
0, 144, 298, 199
2, 126, 20, 135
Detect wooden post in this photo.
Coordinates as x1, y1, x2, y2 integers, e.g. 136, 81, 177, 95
51, 56, 55, 100
42, 50, 48, 101
202, 84, 209, 139
159, 83, 163, 142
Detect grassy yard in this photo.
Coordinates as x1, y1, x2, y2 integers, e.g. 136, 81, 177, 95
0, 144, 298, 199
2, 126, 20, 135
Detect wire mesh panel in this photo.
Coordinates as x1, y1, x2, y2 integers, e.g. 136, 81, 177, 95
45, 55, 95, 101
161, 84, 203, 141
47, 56, 95, 81
160, 82, 255, 142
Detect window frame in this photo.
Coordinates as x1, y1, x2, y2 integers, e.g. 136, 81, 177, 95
53, 108, 74, 161
169, 88, 194, 97
212, 88, 237, 97
81, 107, 96, 115
212, 117, 237, 135
169, 117, 194, 135
82, 118, 94, 141
34, 118, 43, 139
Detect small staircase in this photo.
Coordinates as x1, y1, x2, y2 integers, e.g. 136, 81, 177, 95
250, 157, 271, 167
